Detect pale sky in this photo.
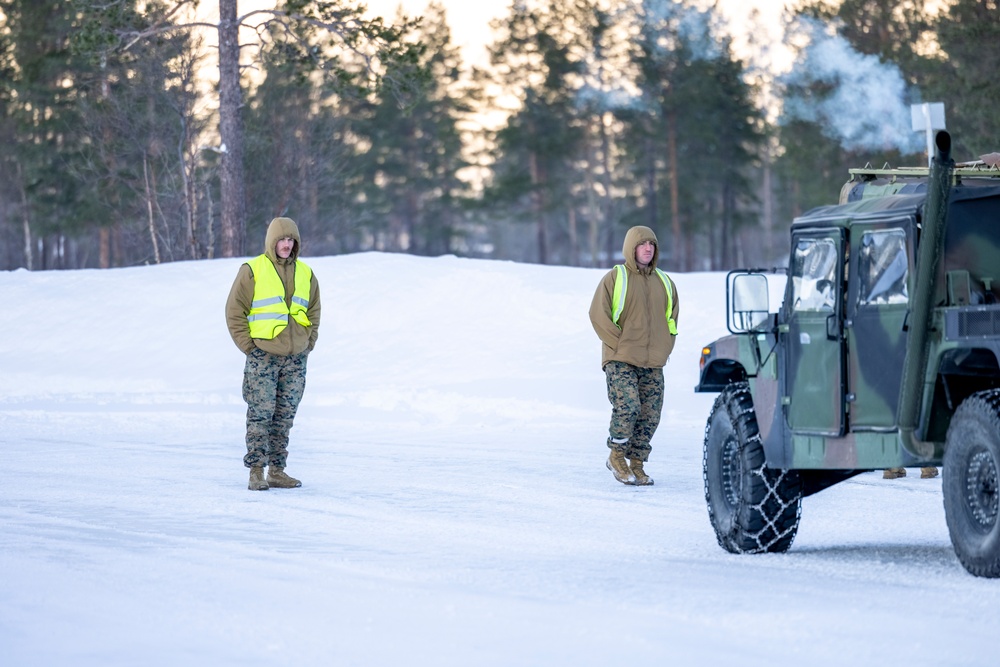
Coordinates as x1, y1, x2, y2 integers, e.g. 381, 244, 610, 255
193, 1, 793, 105
363, 0, 793, 69
363, 0, 510, 66
196, 1, 515, 68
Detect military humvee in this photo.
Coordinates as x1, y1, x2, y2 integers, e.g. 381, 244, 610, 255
695, 131, 1000, 577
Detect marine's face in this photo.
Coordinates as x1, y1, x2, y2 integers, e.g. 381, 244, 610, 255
635, 240, 655, 268
276, 237, 295, 259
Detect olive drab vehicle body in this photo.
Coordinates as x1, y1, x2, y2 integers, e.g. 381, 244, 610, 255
696, 131, 1000, 577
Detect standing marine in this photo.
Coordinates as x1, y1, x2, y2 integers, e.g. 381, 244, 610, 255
226, 217, 321, 491
589, 225, 679, 486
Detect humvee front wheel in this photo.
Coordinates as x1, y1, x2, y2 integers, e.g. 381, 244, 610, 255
703, 382, 802, 553
943, 389, 1000, 578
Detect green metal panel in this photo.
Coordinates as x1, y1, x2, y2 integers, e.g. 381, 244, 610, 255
784, 230, 846, 436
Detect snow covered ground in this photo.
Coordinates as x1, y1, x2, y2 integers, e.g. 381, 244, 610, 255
1, 252, 997, 666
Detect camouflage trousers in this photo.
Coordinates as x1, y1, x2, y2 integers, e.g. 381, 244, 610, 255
604, 361, 664, 462
242, 348, 308, 469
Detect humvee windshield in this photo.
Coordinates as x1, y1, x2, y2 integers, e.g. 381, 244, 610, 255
859, 228, 909, 306
791, 237, 837, 312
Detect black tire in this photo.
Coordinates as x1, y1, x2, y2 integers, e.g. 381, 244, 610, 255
703, 382, 802, 554
943, 389, 1000, 578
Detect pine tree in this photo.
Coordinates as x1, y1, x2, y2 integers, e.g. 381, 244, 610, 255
0, 0, 99, 269
626, 0, 763, 270
72, 0, 206, 265
351, 2, 471, 256
71, 0, 425, 259
484, 0, 589, 265
0, 11, 20, 268
930, 0, 1000, 158
242, 4, 362, 254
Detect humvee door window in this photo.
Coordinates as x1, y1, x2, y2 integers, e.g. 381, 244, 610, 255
858, 229, 908, 306
791, 237, 837, 312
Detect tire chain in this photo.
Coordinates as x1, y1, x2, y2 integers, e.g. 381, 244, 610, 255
740, 460, 803, 554
702, 383, 802, 554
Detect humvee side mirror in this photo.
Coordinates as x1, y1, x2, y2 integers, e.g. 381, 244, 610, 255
728, 272, 771, 334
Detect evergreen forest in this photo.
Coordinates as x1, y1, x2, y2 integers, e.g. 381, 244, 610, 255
0, 0, 997, 271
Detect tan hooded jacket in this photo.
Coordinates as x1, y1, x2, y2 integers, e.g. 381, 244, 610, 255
589, 225, 679, 369
225, 217, 321, 356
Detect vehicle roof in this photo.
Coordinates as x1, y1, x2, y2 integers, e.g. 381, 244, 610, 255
792, 183, 1000, 232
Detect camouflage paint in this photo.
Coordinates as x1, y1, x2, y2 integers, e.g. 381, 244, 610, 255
789, 431, 914, 469
783, 227, 846, 438
696, 154, 1000, 472
842, 217, 914, 432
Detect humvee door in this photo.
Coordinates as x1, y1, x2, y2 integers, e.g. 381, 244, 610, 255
845, 220, 914, 428
784, 229, 847, 435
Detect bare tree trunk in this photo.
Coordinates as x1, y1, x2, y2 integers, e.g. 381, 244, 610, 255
218, 0, 246, 257
667, 110, 680, 269
204, 180, 216, 259
99, 227, 110, 268
98, 53, 112, 270
645, 134, 657, 235
567, 206, 578, 266
15, 161, 33, 270
113, 225, 123, 267
405, 190, 417, 253
20, 207, 33, 271
308, 175, 319, 234
177, 113, 199, 260
584, 134, 601, 267
143, 152, 162, 264
302, 155, 315, 247
598, 111, 615, 267
388, 212, 403, 251
720, 180, 734, 269
761, 149, 773, 264
528, 152, 547, 265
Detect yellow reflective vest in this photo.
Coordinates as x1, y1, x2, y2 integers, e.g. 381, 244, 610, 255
611, 264, 678, 335
246, 254, 313, 339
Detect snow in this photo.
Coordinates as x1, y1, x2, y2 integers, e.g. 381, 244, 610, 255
1, 252, 997, 666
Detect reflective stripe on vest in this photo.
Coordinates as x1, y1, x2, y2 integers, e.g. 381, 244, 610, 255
246, 254, 313, 339
611, 264, 677, 335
